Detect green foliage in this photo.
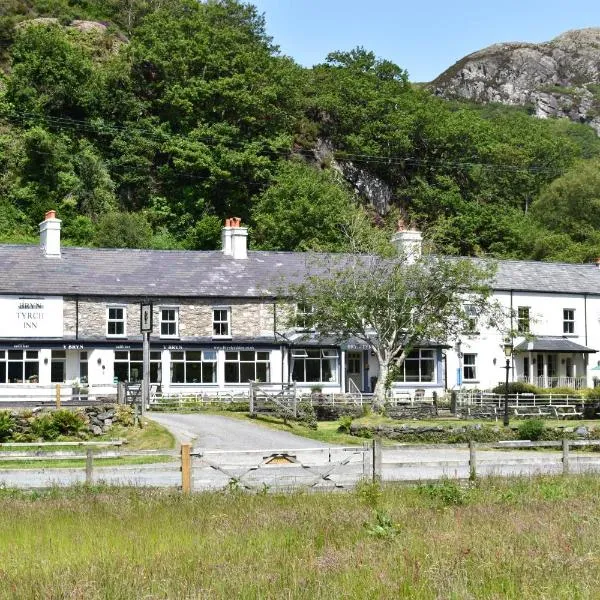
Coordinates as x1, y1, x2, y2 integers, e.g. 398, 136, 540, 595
337, 415, 354, 434
30, 413, 59, 440
418, 479, 469, 506
355, 479, 383, 508
93, 211, 153, 248
363, 509, 400, 539
50, 409, 86, 436
297, 400, 317, 430
517, 419, 545, 441
114, 405, 134, 427
491, 381, 538, 395
0, 411, 15, 442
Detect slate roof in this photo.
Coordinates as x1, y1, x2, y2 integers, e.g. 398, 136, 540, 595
514, 336, 597, 353
2, 243, 600, 297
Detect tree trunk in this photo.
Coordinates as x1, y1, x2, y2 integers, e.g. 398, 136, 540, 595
373, 360, 389, 410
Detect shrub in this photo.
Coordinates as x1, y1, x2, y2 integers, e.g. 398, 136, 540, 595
517, 419, 545, 441
418, 479, 469, 506
30, 414, 59, 441
297, 401, 317, 430
51, 410, 86, 436
585, 388, 600, 401
0, 411, 15, 442
337, 415, 354, 434
491, 381, 538, 395
114, 405, 134, 426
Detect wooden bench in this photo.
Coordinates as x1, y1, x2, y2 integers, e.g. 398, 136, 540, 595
550, 405, 583, 419
513, 406, 552, 419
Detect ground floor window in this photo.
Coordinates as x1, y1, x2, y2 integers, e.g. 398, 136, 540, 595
51, 350, 66, 383
0, 350, 39, 383
225, 351, 270, 383
463, 353, 477, 381
114, 350, 161, 383
394, 349, 435, 383
291, 348, 339, 383
79, 351, 88, 384
171, 351, 217, 384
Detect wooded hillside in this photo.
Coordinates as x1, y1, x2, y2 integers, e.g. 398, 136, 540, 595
2, 0, 600, 261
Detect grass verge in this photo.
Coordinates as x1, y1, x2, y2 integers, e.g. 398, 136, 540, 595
1, 476, 599, 599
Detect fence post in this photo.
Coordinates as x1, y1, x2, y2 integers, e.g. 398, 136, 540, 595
562, 439, 570, 475
372, 437, 382, 482
249, 382, 254, 415
469, 440, 477, 480
85, 449, 93, 484
117, 382, 124, 405
55, 384, 61, 409
181, 443, 192, 494
450, 390, 457, 415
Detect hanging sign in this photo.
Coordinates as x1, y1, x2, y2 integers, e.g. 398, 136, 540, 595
140, 302, 153, 333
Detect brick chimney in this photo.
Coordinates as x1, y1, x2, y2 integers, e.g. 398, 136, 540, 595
39, 210, 62, 257
390, 217, 422, 264
221, 217, 248, 259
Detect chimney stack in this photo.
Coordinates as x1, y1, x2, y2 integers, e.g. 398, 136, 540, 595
39, 210, 62, 258
221, 217, 248, 259
391, 218, 422, 264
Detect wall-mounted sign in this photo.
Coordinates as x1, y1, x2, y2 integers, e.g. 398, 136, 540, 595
140, 302, 153, 333
0, 296, 63, 338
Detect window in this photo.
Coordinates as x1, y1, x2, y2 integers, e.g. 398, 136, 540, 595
79, 351, 88, 384
212, 308, 230, 337
160, 308, 179, 338
563, 309, 575, 334
463, 354, 477, 381
0, 350, 39, 383
291, 348, 339, 383
51, 350, 66, 383
114, 350, 161, 383
464, 304, 478, 333
296, 302, 314, 330
107, 306, 126, 336
394, 349, 435, 383
170, 351, 217, 384
225, 351, 270, 383
517, 306, 530, 334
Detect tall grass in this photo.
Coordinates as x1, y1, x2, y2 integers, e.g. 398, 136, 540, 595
1, 477, 599, 599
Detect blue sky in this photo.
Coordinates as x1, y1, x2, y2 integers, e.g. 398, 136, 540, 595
250, 0, 600, 82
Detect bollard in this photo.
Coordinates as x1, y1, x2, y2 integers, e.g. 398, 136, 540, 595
562, 439, 570, 475
181, 443, 192, 494
85, 449, 93, 484
469, 440, 477, 480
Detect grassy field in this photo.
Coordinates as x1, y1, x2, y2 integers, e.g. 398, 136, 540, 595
1, 476, 600, 599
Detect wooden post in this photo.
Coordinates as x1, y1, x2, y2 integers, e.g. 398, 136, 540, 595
249, 382, 254, 415
372, 437, 382, 482
469, 440, 477, 480
55, 384, 61, 408
141, 331, 149, 421
362, 441, 371, 478
562, 439, 570, 475
85, 449, 93, 484
181, 443, 192, 494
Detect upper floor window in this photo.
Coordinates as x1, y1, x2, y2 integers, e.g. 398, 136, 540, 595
296, 302, 314, 330
517, 306, 530, 334
213, 307, 231, 338
563, 309, 575, 334
107, 306, 126, 337
463, 354, 477, 381
160, 308, 179, 338
464, 304, 478, 333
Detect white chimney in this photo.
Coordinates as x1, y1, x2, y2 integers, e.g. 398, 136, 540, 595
221, 217, 248, 259
391, 218, 422, 264
39, 210, 62, 257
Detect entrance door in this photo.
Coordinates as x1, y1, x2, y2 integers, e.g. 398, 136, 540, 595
347, 352, 362, 393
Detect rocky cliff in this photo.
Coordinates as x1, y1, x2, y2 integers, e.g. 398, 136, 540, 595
431, 28, 600, 134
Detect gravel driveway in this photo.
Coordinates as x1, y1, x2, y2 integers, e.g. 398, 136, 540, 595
148, 412, 333, 450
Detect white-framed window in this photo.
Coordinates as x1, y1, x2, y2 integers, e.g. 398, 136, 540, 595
464, 304, 478, 333
170, 350, 217, 384
291, 348, 339, 383
114, 350, 161, 383
463, 353, 477, 381
517, 306, 530, 334
225, 351, 270, 383
394, 349, 435, 383
563, 309, 575, 334
79, 351, 88, 384
0, 350, 39, 383
160, 308, 179, 338
212, 307, 231, 338
107, 306, 126, 337
296, 302, 314, 330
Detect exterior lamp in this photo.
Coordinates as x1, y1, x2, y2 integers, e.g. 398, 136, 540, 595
502, 341, 513, 427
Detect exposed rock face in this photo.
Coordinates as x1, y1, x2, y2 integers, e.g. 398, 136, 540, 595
431, 28, 600, 134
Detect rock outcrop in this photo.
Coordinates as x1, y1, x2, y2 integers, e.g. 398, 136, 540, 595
431, 28, 600, 134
